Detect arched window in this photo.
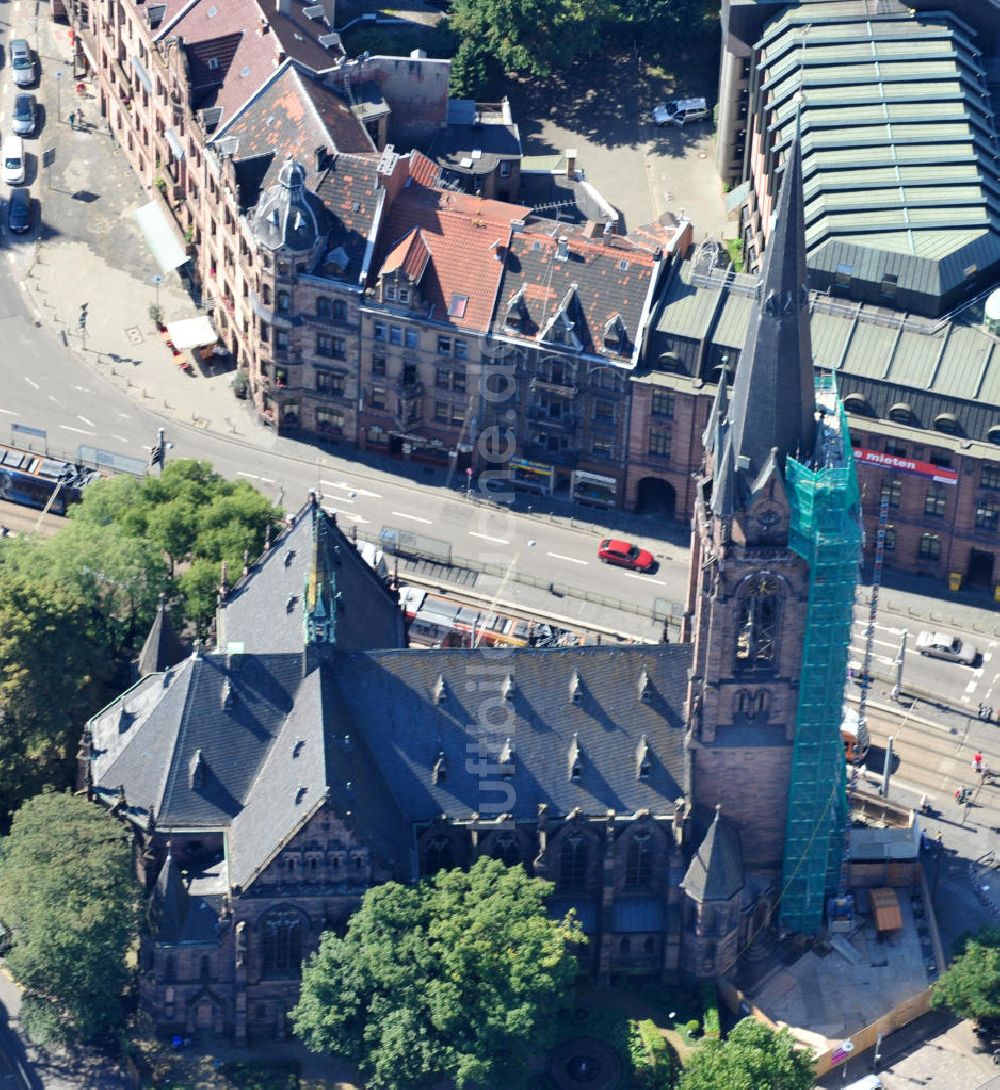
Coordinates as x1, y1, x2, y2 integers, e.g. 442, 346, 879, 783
333, 299, 347, 321
316, 296, 333, 319
490, 832, 521, 868
735, 575, 780, 672
424, 835, 454, 875
261, 909, 305, 978
625, 833, 653, 889
559, 833, 588, 889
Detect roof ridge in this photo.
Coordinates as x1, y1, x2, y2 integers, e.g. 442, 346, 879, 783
157, 656, 208, 817
210, 51, 289, 145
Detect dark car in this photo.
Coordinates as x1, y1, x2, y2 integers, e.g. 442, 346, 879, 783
8, 188, 31, 234
597, 538, 656, 572
11, 92, 37, 136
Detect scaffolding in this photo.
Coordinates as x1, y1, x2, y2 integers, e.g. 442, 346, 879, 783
779, 376, 862, 934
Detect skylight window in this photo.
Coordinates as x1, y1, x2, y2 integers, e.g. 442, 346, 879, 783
447, 295, 469, 319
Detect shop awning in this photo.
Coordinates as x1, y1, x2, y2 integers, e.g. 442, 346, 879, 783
869, 888, 902, 932
165, 316, 218, 350
130, 54, 152, 95
165, 127, 185, 160
133, 201, 189, 272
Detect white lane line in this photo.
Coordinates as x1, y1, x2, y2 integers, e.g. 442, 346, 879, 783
392, 511, 432, 525
469, 531, 510, 545
260, 477, 275, 484
72, 385, 91, 393
236, 471, 260, 480
548, 552, 588, 565
961, 694, 972, 704
59, 424, 96, 436
965, 680, 978, 694
623, 572, 667, 586
77, 414, 94, 427
111, 433, 128, 443
24, 377, 38, 388
116, 412, 131, 419
329, 511, 368, 524
325, 494, 355, 504
985, 652, 993, 663
321, 479, 382, 498
0, 408, 17, 416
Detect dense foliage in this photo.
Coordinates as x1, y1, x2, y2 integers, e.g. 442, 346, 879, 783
292, 857, 583, 1089
933, 927, 1000, 1021
678, 1017, 815, 1090
0, 460, 281, 824
0, 791, 140, 1044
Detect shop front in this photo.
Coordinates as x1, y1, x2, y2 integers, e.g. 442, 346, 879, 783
571, 469, 618, 508
388, 432, 450, 465
510, 457, 555, 495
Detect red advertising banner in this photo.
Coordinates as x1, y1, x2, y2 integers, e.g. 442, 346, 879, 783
853, 447, 958, 485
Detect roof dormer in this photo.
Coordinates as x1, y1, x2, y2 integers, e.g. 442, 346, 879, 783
539, 284, 583, 351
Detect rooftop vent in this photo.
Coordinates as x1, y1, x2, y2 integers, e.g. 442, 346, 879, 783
221, 679, 235, 709
636, 734, 651, 780
319, 33, 342, 50
303, 3, 326, 18
569, 669, 582, 704
189, 749, 207, 789
556, 236, 570, 261
432, 752, 446, 784
499, 737, 515, 777
295, 784, 308, 804
432, 674, 447, 705
293, 738, 305, 757
284, 549, 296, 567
502, 674, 515, 701
568, 733, 583, 782
638, 664, 652, 703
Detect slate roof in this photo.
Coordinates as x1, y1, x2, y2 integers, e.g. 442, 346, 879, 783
212, 62, 375, 161
681, 807, 745, 904
372, 185, 532, 333
137, 594, 186, 679
312, 155, 384, 285
491, 220, 665, 363
218, 501, 406, 655
428, 116, 522, 181
252, 157, 329, 253
326, 644, 691, 823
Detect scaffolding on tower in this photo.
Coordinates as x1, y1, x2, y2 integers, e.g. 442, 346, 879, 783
779, 375, 862, 934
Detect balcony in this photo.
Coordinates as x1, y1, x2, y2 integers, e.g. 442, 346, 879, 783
523, 442, 579, 468
529, 378, 577, 398
393, 380, 423, 401
527, 406, 579, 429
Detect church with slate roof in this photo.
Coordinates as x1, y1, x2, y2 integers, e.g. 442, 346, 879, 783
82, 131, 854, 1043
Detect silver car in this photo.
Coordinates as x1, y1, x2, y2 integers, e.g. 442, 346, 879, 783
10, 40, 36, 88
11, 94, 37, 136
915, 630, 978, 665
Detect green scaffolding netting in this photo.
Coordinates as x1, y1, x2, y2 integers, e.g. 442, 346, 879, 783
780, 382, 862, 934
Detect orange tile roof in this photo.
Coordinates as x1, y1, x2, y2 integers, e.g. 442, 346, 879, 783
373, 186, 532, 333
382, 229, 431, 281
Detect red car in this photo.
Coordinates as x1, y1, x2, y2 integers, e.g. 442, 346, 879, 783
598, 538, 655, 572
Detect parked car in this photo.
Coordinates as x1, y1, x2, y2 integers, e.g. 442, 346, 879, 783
915, 630, 977, 665
3, 136, 25, 185
9, 39, 36, 88
652, 97, 708, 127
7, 188, 31, 234
598, 538, 656, 572
11, 93, 37, 136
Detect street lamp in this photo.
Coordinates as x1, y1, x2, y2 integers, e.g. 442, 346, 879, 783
55, 71, 63, 123
151, 273, 163, 316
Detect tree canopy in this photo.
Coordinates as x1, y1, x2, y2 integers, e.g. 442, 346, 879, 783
292, 857, 583, 1089
678, 1018, 816, 1090
932, 927, 1000, 1022
0, 459, 281, 824
0, 790, 140, 1045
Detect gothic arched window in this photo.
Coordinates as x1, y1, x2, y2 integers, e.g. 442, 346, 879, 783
424, 835, 454, 875
625, 833, 653, 889
735, 575, 780, 672
261, 908, 305, 978
491, 832, 521, 868
559, 833, 588, 889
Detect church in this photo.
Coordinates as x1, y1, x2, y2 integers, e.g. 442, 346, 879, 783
83, 133, 860, 1042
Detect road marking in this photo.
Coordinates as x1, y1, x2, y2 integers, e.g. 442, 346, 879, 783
548, 552, 588, 565
965, 680, 978, 694
236, 471, 259, 480
77, 414, 94, 427
111, 433, 128, 443
24, 377, 38, 388
0, 408, 17, 416
392, 511, 432, 525
985, 652, 993, 663
71, 385, 91, 393
117, 412, 131, 419
260, 477, 275, 484
623, 572, 667, 586
469, 531, 509, 545
321, 479, 382, 498
329, 511, 368, 524
58, 424, 96, 436
961, 694, 972, 704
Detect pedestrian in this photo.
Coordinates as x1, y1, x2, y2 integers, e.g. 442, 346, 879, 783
68, 111, 76, 130
975, 753, 984, 773
76, 107, 84, 129
936, 830, 944, 850
920, 828, 929, 852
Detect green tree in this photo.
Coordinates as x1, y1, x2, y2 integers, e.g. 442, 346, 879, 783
678, 1018, 815, 1090
0, 790, 140, 1045
448, 0, 618, 84
932, 927, 1000, 1021
292, 857, 583, 1089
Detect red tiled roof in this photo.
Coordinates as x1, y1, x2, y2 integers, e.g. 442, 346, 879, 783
382, 229, 431, 281
406, 150, 442, 189
373, 187, 532, 333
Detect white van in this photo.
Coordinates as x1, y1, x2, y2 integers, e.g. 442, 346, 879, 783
843, 1076, 883, 1090
3, 135, 25, 185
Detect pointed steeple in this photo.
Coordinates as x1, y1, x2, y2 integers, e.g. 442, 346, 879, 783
303, 499, 337, 647
149, 846, 189, 941
711, 429, 738, 517
681, 805, 745, 904
702, 368, 730, 455
136, 593, 185, 679
727, 125, 815, 486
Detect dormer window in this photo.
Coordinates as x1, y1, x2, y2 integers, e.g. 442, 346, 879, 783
398, 287, 410, 304
384, 284, 397, 302
207, 57, 219, 71
603, 314, 627, 353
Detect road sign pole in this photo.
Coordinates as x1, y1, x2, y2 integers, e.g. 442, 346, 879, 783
891, 630, 908, 701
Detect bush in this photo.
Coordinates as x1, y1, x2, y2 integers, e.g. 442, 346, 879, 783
685, 1019, 701, 1037
232, 370, 249, 400
219, 1062, 299, 1090
701, 982, 720, 1039
629, 1019, 673, 1089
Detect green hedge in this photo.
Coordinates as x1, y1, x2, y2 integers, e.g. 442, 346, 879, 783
701, 981, 721, 1039
629, 1019, 673, 1089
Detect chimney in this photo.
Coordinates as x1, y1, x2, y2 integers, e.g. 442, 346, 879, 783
314, 144, 329, 173
276, 0, 291, 14
565, 148, 577, 178
219, 559, 229, 601
556, 236, 569, 261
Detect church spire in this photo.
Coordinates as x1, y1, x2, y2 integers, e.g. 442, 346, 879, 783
136, 593, 185, 679
726, 126, 815, 485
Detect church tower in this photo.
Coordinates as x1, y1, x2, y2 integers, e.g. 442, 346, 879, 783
683, 130, 860, 935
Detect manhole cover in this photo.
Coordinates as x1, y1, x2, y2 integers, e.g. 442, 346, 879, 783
124, 327, 143, 345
